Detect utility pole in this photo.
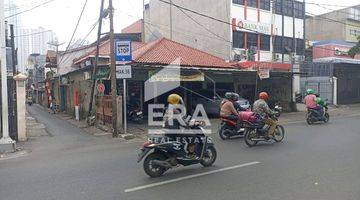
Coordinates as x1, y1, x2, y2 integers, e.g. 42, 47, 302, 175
10, 24, 18, 139
169, 0, 173, 40
142, 0, 145, 42
88, 0, 105, 118
0, 0, 16, 146
109, 0, 118, 137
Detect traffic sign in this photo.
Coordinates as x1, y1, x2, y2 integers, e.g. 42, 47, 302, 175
97, 83, 105, 93
116, 65, 132, 79
115, 40, 132, 62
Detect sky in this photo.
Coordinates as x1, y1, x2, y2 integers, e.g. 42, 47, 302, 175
5, 0, 360, 50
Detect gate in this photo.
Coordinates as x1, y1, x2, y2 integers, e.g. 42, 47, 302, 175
300, 77, 334, 104
0, 78, 18, 140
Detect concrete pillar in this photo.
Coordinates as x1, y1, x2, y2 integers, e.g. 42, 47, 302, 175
14, 73, 27, 141
332, 76, 338, 106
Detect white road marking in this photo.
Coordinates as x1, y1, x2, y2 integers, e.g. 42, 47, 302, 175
124, 161, 260, 193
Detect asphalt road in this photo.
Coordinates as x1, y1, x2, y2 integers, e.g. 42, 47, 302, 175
1, 105, 360, 200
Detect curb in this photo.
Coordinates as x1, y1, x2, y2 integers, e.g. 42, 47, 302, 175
0, 150, 30, 161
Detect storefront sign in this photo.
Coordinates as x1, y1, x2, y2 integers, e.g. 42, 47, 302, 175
116, 65, 132, 79
148, 71, 204, 82
258, 68, 270, 80
233, 18, 270, 35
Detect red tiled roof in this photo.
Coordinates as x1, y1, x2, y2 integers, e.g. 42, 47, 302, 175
75, 38, 232, 69
132, 38, 232, 68
231, 61, 291, 71
74, 40, 146, 64
121, 19, 142, 34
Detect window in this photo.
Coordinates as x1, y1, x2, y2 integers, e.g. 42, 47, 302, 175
274, 0, 283, 15
247, 0, 258, 8
348, 8, 360, 21
283, 0, 293, 17
233, 31, 244, 48
233, 0, 244, 5
283, 37, 294, 52
247, 32, 258, 49
296, 39, 304, 55
260, 35, 270, 51
274, 36, 282, 53
294, 1, 304, 18
260, 0, 270, 11
350, 29, 360, 36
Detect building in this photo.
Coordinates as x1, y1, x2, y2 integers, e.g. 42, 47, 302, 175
5, 1, 57, 72
306, 5, 360, 43
311, 40, 360, 60
144, 0, 305, 63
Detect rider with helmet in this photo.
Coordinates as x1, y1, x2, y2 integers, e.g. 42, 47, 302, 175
164, 93, 197, 158
253, 92, 277, 138
220, 92, 240, 120
304, 89, 325, 120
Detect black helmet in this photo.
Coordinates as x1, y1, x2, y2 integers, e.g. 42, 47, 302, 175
225, 92, 239, 101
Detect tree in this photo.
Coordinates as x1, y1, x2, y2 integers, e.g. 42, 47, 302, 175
349, 36, 360, 58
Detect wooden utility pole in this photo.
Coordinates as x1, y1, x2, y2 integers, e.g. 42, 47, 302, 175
109, 0, 118, 137
88, 0, 105, 118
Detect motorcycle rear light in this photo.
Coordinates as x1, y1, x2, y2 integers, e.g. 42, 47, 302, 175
140, 141, 152, 150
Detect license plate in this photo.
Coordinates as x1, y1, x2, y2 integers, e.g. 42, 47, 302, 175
137, 111, 143, 115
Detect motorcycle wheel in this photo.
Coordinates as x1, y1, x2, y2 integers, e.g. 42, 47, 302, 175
143, 152, 168, 178
200, 146, 217, 167
306, 116, 314, 125
273, 125, 285, 142
218, 124, 231, 140
244, 129, 258, 147
324, 113, 330, 123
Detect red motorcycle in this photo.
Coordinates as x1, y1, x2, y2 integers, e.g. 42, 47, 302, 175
218, 111, 258, 140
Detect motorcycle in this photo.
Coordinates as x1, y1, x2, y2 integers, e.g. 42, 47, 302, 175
218, 103, 250, 140
27, 96, 33, 106
306, 105, 329, 125
243, 105, 285, 147
127, 101, 143, 123
137, 121, 217, 178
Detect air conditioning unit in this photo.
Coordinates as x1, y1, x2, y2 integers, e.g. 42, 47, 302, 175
273, 54, 280, 61
233, 49, 247, 61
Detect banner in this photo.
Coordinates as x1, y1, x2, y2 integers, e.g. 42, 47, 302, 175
148, 70, 204, 82
258, 68, 270, 80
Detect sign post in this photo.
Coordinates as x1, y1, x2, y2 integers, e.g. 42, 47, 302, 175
115, 40, 132, 134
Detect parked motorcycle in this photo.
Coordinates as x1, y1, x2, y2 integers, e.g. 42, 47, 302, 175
137, 121, 217, 178
127, 101, 143, 123
243, 105, 285, 147
306, 105, 329, 125
27, 96, 33, 106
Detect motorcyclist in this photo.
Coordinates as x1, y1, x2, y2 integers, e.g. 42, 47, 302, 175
164, 93, 196, 158
304, 89, 325, 120
220, 92, 239, 121
253, 92, 277, 138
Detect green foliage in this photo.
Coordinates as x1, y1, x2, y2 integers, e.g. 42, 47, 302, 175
349, 36, 360, 58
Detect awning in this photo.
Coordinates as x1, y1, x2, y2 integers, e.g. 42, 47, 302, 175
232, 61, 291, 71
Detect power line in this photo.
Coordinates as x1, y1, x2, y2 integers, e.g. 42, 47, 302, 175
58, 0, 89, 65
5, 0, 58, 19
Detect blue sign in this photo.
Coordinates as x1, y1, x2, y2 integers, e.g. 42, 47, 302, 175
115, 40, 132, 62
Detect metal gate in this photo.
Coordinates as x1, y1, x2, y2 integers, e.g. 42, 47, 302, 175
300, 77, 334, 104
0, 78, 18, 140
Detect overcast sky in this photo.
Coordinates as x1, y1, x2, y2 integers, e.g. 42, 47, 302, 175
6, 0, 360, 50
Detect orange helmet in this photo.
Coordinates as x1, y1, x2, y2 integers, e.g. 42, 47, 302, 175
259, 92, 269, 101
